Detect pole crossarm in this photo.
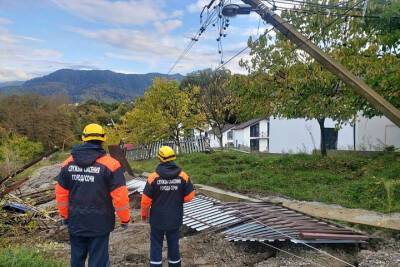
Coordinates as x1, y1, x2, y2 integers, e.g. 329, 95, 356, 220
242, 0, 400, 127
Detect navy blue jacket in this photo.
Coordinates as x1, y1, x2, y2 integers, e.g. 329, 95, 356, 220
141, 162, 195, 231
56, 142, 130, 237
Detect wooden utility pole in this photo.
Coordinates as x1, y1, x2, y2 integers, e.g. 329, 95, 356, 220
241, 0, 400, 127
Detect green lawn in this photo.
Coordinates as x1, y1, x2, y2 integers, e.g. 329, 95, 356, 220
130, 150, 400, 213
0, 247, 67, 267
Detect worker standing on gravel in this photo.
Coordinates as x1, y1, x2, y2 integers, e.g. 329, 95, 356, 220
141, 146, 195, 267
55, 123, 131, 267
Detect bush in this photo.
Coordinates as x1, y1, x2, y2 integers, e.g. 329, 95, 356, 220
0, 135, 43, 175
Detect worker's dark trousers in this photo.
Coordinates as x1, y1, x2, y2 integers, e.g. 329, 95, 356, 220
150, 226, 181, 267
69, 233, 110, 267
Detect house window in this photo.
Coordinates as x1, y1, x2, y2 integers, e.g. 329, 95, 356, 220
324, 128, 338, 150
250, 123, 260, 137
227, 130, 233, 140
250, 139, 259, 152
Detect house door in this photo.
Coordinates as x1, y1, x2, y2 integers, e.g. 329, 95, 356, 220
324, 128, 338, 150
250, 139, 259, 152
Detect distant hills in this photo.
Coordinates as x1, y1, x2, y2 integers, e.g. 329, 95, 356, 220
0, 69, 184, 102
0, 81, 24, 87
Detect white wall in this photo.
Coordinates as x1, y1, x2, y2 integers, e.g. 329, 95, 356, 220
259, 139, 269, 152
259, 120, 269, 138
269, 118, 318, 153
209, 116, 399, 153
257, 120, 269, 152
208, 133, 220, 148
222, 130, 231, 147
269, 118, 354, 154
208, 129, 234, 148
356, 116, 400, 150
233, 128, 246, 149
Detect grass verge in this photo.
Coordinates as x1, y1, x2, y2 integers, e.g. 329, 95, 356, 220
0, 246, 67, 267
130, 150, 400, 213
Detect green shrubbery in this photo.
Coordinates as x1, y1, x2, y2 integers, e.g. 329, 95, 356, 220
0, 135, 43, 176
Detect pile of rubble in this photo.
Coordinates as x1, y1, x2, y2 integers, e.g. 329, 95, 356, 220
0, 164, 62, 237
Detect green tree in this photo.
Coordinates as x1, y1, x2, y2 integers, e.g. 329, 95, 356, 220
239, 0, 400, 155
335, 0, 400, 118
182, 69, 238, 148
0, 94, 74, 149
0, 134, 43, 175
121, 78, 202, 146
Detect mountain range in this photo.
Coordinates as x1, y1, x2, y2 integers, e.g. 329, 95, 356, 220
0, 69, 184, 102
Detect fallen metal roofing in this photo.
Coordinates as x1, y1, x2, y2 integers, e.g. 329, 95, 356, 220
126, 176, 146, 195
215, 201, 368, 243
127, 178, 368, 244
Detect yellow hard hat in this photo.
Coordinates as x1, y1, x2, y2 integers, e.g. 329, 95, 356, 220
82, 123, 106, 142
157, 146, 176, 162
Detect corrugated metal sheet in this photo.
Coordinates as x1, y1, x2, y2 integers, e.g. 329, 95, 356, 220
217, 201, 368, 243
126, 176, 146, 195
127, 178, 368, 244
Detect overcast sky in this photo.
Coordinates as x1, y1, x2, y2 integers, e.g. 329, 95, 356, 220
0, 0, 274, 82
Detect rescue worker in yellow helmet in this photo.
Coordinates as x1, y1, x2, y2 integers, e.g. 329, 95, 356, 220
55, 123, 131, 267
141, 146, 195, 267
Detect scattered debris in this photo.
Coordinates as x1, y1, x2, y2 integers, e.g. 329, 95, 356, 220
2, 202, 33, 214
0, 148, 58, 189
126, 177, 368, 244
2, 158, 398, 267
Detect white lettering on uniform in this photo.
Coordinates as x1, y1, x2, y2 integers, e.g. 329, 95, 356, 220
84, 166, 101, 174
160, 185, 171, 191
72, 174, 95, 183
68, 165, 101, 174
158, 178, 181, 191
68, 165, 83, 172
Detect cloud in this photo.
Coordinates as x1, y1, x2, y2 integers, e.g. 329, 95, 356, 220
31, 49, 63, 59
154, 19, 183, 33
0, 23, 93, 82
52, 0, 169, 25
71, 27, 183, 58
0, 17, 11, 25
0, 68, 32, 81
171, 10, 184, 18
187, 0, 216, 13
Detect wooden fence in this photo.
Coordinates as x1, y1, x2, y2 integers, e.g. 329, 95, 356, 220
125, 138, 211, 161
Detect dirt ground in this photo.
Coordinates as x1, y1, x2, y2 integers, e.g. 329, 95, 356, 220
6, 164, 400, 267
45, 218, 400, 267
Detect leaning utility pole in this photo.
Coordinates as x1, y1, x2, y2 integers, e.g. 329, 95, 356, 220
239, 0, 400, 127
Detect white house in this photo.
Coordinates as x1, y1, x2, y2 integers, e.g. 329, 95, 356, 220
207, 115, 400, 153
207, 124, 236, 148
208, 119, 270, 152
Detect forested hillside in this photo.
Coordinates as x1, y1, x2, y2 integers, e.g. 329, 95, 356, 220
0, 69, 184, 102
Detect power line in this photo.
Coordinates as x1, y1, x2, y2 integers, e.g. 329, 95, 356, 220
216, 0, 366, 71
273, 6, 392, 20
167, 2, 220, 74
265, 0, 364, 11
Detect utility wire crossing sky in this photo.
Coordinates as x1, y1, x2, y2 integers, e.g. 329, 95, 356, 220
0, 0, 269, 82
